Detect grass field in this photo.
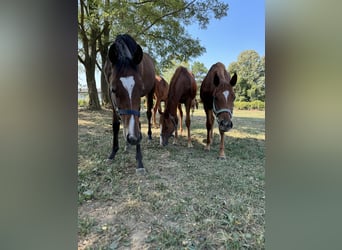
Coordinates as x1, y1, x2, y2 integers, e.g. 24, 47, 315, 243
78, 106, 265, 249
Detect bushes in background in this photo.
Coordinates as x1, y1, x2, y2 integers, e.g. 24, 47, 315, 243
234, 100, 265, 110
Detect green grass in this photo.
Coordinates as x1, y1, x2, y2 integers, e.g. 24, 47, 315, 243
78, 107, 265, 249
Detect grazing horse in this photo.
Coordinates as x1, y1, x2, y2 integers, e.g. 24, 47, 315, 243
160, 66, 197, 147
152, 75, 169, 128
200, 62, 237, 158
104, 34, 155, 173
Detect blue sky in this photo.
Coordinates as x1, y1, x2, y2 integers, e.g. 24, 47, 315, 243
188, 0, 265, 69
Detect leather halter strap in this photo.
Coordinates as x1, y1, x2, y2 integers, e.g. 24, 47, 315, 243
212, 98, 232, 119
118, 109, 140, 117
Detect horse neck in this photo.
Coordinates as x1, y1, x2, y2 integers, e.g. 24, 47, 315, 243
165, 91, 179, 117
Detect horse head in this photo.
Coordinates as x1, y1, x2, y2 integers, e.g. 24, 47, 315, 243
158, 109, 177, 146
212, 73, 237, 132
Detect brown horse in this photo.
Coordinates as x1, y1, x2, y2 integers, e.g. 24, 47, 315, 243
152, 75, 169, 128
104, 34, 155, 173
200, 62, 237, 158
160, 66, 197, 147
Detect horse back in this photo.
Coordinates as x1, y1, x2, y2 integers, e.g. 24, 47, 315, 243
138, 53, 155, 96
169, 67, 196, 104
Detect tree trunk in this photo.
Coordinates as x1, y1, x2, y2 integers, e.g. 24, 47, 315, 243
86, 64, 101, 110
99, 3, 111, 108
100, 70, 110, 108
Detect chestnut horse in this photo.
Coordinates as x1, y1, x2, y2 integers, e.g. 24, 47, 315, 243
104, 34, 155, 173
200, 62, 237, 158
160, 66, 197, 147
152, 75, 169, 128
153, 75, 195, 129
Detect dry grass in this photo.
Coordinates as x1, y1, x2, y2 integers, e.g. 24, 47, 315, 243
78, 106, 265, 249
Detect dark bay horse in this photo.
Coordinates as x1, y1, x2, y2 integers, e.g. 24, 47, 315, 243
152, 75, 169, 128
200, 62, 237, 158
104, 34, 155, 173
160, 66, 197, 147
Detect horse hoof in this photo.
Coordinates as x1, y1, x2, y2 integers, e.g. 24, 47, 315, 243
106, 158, 114, 164
136, 168, 147, 175
188, 143, 193, 148
217, 156, 226, 160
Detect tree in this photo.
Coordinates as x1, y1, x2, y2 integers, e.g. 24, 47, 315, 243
78, 0, 103, 110
78, 0, 230, 108
190, 61, 208, 85
228, 50, 265, 102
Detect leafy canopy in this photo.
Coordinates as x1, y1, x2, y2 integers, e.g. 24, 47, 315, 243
228, 50, 265, 102
78, 0, 229, 72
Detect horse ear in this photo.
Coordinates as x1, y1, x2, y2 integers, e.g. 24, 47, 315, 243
230, 73, 237, 87
108, 43, 118, 64
213, 73, 220, 86
132, 44, 143, 65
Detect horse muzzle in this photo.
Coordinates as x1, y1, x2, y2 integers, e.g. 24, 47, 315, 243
219, 119, 233, 132
127, 132, 142, 145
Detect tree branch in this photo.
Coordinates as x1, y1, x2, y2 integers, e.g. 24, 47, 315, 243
78, 55, 85, 65
141, 0, 196, 33
95, 59, 102, 72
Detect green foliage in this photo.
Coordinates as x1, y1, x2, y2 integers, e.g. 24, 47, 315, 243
78, 0, 230, 73
234, 100, 265, 110
228, 50, 265, 102
191, 61, 208, 85
161, 60, 190, 83
78, 99, 88, 107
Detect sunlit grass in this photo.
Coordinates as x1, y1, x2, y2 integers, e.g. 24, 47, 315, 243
78, 106, 265, 249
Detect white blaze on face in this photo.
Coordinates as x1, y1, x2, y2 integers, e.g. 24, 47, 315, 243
120, 76, 136, 138
128, 115, 135, 137
223, 90, 229, 103
120, 76, 135, 102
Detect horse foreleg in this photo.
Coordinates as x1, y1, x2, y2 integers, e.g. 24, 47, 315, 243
109, 113, 120, 160
135, 143, 146, 174
218, 131, 226, 159
177, 103, 183, 135
146, 93, 153, 141
185, 103, 193, 148
205, 110, 214, 151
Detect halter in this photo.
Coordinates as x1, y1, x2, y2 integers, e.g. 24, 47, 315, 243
118, 109, 140, 117
212, 97, 233, 119
109, 88, 140, 117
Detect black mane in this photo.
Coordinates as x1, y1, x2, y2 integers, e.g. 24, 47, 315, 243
110, 34, 140, 73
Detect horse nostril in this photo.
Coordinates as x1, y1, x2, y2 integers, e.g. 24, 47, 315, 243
219, 120, 233, 131
127, 134, 138, 145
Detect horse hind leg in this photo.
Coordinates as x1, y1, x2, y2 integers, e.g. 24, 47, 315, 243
152, 98, 160, 128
